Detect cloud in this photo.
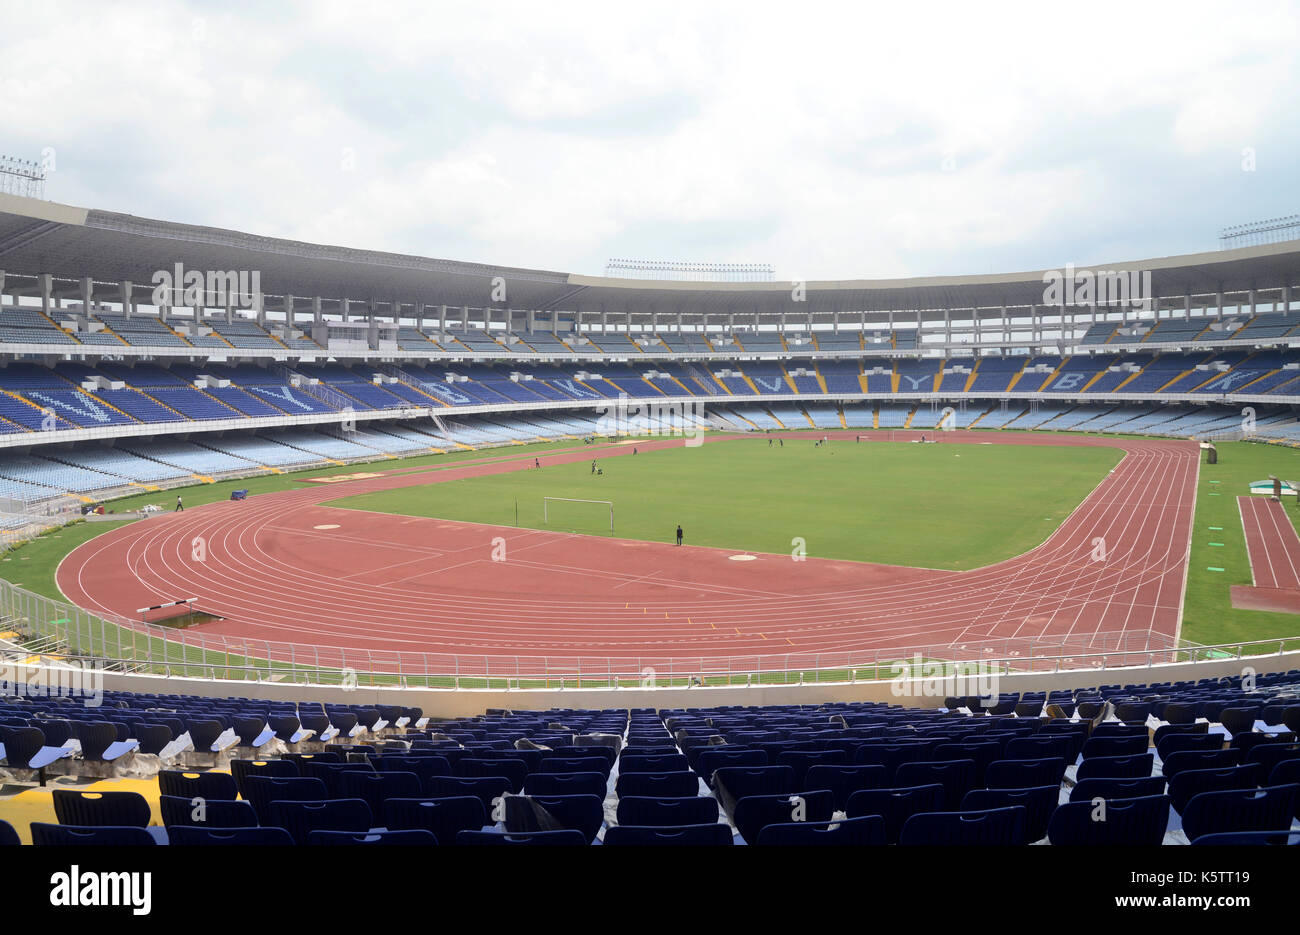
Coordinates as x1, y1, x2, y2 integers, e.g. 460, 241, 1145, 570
3, 0, 1298, 281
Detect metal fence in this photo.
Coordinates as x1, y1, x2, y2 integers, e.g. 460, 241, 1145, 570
2, 576, 1296, 691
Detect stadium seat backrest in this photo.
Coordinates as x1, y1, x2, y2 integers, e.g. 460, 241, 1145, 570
52, 789, 151, 828
899, 806, 1027, 846
31, 823, 155, 846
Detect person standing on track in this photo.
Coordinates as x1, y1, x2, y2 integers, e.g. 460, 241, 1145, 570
175, 495, 184, 512
535, 458, 540, 469
676, 524, 683, 546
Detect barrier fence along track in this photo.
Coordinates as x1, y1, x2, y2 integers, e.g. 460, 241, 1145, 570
2, 577, 1296, 691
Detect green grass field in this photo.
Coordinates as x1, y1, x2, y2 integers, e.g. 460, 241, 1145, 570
327, 437, 1122, 569
1180, 440, 1300, 648
6, 434, 1300, 670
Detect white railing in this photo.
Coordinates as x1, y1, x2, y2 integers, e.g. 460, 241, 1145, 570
2, 576, 1295, 690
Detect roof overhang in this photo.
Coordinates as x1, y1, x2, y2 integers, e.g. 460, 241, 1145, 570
1, 192, 1298, 319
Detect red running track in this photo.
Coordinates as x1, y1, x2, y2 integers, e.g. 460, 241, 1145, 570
56, 431, 1199, 674
1238, 495, 1300, 589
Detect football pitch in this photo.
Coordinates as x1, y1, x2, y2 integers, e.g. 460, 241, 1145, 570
326, 437, 1122, 569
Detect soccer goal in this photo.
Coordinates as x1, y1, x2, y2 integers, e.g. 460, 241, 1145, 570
543, 497, 614, 532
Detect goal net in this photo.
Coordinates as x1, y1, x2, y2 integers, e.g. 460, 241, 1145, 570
543, 497, 614, 532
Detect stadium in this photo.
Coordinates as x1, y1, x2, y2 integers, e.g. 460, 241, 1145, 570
3, 9, 1300, 885
0, 188, 1298, 858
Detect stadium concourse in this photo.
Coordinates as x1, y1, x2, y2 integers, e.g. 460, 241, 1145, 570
55, 430, 1197, 674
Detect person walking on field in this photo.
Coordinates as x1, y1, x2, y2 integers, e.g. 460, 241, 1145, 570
175, 495, 184, 512
676, 524, 683, 546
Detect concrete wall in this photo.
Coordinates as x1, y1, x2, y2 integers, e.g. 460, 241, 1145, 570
7, 651, 1297, 719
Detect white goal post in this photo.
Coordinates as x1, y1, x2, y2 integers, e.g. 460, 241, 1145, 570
543, 497, 614, 531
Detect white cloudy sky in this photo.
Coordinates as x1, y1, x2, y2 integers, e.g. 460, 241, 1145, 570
3, 0, 1298, 280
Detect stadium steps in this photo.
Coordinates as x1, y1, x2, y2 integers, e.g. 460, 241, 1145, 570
158, 319, 196, 346
873, 405, 879, 429
75, 387, 137, 421
1236, 369, 1282, 393
667, 374, 695, 395
967, 405, 991, 428
1005, 358, 1031, 391
962, 361, 981, 392
0, 413, 30, 433
1030, 357, 1068, 393
838, 407, 846, 428
857, 373, 872, 393
1078, 366, 1109, 392
779, 364, 798, 393
1, 389, 73, 429
727, 407, 759, 429
1113, 358, 1156, 392
765, 408, 788, 429
1157, 370, 1194, 392
903, 406, 917, 428
814, 364, 828, 394
740, 372, 760, 394
134, 389, 193, 421
701, 335, 716, 351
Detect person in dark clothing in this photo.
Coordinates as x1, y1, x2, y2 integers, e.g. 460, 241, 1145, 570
676, 525, 683, 546
535, 458, 540, 469
779, 439, 783, 447
591, 460, 596, 474
769, 438, 773, 447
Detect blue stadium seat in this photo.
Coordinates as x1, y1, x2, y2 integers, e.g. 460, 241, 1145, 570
893, 760, 977, 809
230, 757, 299, 797
339, 770, 423, 814
1070, 776, 1167, 803
1167, 765, 1263, 814
961, 786, 1059, 842
426, 776, 511, 811
983, 757, 1067, 789
242, 775, 328, 824
523, 771, 606, 798
846, 784, 946, 845
269, 798, 373, 845
0, 819, 18, 846
1047, 795, 1170, 845
158, 769, 238, 801
616, 795, 719, 827
1180, 784, 1299, 841
504, 793, 604, 842
167, 826, 295, 846
899, 806, 1027, 846
308, 829, 437, 845
756, 815, 886, 846
31, 823, 155, 846
1075, 754, 1154, 781
603, 823, 733, 846
803, 764, 888, 810
158, 795, 257, 828
615, 771, 699, 798
457, 829, 587, 845
1190, 830, 1300, 845
384, 796, 488, 843
52, 789, 151, 828
732, 790, 835, 843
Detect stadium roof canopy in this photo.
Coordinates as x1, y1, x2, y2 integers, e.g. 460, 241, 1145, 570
1, 192, 1298, 319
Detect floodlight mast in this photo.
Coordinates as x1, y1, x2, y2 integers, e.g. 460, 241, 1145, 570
0, 154, 47, 199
